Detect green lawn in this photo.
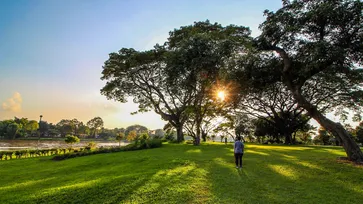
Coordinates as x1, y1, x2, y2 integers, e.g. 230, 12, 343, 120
1, 143, 363, 204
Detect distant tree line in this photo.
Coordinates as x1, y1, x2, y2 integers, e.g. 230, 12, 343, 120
0, 117, 165, 141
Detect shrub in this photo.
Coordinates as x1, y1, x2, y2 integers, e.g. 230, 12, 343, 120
126, 131, 137, 142
86, 141, 97, 150
169, 140, 180, 144
4, 151, 13, 160
135, 133, 150, 147
122, 143, 139, 151
146, 139, 162, 148
185, 140, 193, 145
65, 135, 80, 147
52, 138, 162, 161
139, 133, 149, 140
15, 151, 22, 159
164, 134, 175, 142
29, 150, 37, 157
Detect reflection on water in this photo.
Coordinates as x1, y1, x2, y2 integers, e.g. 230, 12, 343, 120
0, 139, 127, 151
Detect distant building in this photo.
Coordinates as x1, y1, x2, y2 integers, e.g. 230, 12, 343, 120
148, 129, 165, 138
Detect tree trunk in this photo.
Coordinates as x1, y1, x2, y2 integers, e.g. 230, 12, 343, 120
335, 137, 342, 146
201, 131, 207, 142
284, 132, 292, 145
293, 132, 296, 144
176, 126, 184, 142
290, 87, 363, 162
195, 126, 201, 145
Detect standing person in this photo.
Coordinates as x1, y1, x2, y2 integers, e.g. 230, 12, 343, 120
234, 136, 244, 169
225, 137, 227, 144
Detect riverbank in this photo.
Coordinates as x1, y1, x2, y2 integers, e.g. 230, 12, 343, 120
0, 139, 128, 151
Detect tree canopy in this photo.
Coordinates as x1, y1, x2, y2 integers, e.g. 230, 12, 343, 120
87, 117, 104, 138
99, 0, 363, 161
252, 0, 363, 162
101, 20, 251, 143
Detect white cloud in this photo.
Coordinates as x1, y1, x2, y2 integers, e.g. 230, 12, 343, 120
2, 92, 22, 112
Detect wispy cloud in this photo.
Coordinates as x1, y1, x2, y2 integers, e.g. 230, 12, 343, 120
88, 101, 120, 114
2, 92, 22, 112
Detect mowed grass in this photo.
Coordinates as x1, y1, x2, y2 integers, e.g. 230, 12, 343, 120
1, 143, 363, 204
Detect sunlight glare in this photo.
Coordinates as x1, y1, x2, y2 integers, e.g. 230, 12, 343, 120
217, 91, 225, 101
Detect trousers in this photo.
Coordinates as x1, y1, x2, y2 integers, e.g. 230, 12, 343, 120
234, 153, 243, 167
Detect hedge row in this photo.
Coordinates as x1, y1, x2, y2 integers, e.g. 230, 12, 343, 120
0, 148, 87, 160
52, 139, 162, 161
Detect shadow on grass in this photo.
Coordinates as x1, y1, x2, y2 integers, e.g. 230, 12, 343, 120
1, 144, 363, 204
0, 145, 211, 203
204, 144, 363, 203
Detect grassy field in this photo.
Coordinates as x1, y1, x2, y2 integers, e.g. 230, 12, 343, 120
0, 143, 363, 204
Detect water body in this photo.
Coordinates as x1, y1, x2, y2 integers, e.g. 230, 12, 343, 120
0, 139, 127, 151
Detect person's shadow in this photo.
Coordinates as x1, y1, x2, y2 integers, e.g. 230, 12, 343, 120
237, 168, 246, 178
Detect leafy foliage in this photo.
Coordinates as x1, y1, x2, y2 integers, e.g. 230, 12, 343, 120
126, 130, 137, 142
125, 125, 148, 136
86, 141, 97, 150
313, 127, 334, 145
87, 117, 104, 137
52, 139, 162, 161
65, 135, 80, 146
101, 20, 252, 143
251, 0, 363, 161
115, 132, 125, 147
0, 117, 39, 139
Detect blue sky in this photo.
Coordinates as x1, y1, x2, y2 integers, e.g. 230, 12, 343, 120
0, 0, 284, 128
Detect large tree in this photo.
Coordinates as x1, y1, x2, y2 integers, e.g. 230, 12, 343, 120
164, 21, 251, 144
254, 0, 363, 162
25, 120, 39, 136
87, 117, 104, 138
233, 82, 313, 144
125, 124, 148, 136
70, 119, 83, 136
0, 117, 38, 138
57, 119, 75, 137
254, 117, 279, 143
101, 21, 251, 143
101, 46, 192, 142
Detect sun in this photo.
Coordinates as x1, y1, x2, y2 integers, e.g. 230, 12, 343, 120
217, 90, 225, 101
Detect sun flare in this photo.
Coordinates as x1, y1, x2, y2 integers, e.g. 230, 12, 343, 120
217, 91, 225, 101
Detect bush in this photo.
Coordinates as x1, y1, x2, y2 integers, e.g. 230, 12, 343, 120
0, 152, 4, 160
85, 141, 97, 150
164, 134, 175, 142
52, 138, 163, 161
139, 133, 149, 140
134, 133, 149, 146
185, 140, 193, 145
146, 139, 162, 148
0, 148, 76, 161
65, 135, 80, 147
